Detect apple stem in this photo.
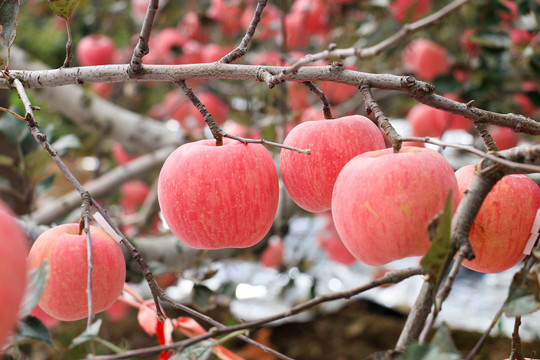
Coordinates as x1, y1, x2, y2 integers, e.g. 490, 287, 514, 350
61, 19, 74, 68
360, 82, 402, 152
510, 316, 524, 360
474, 119, 500, 151
302, 81, 333, 119
129, 0, 160, 75
176, 80, 225, 146
81, 191, 95, 327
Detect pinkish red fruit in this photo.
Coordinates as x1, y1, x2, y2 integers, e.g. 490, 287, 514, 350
0, 201, 29, 347
402, 38, 450, 81
280, 115, 386, 213
158, 138, 279, 249
390, 0, 431, 22
76, 35, 116, 66
456, 165, 540, 273
27, 224, 126, 321
332, 147, 459, 266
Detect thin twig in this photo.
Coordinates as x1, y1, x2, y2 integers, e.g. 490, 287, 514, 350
81, 192, 95, 327
274, 0, 472, 82
474, 119, 499, 152
129, 0, 159, 75
62, 19, 74, 68
510, 316, 523, 360
302, 81, 333, 119
218, 0, 268, 64
224, 133, 311, 154
463, 301, 507, 360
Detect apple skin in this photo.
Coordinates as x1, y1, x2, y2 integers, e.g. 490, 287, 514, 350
76, 35, 116, 66
390, 0, 431, 22
27, 224, 126, 321
407, 103, 446, 137
280, 115, 386, 213
0, 201, 29, 347
455, 165, 540, 273
157, 138, 279, 249
318, 213, 356, 265
331, 146, 459, 266
490, 126, 519, 150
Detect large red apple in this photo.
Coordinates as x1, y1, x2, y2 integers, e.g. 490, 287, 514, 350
157, 138, 279, 249
406, 103, 446, 137
280, 115, 385, 213
76, 34, 116, 66
455, 165, 540, 273
27, 224, 126, 321
331, 146, 459, 266
0, 201, 29, 347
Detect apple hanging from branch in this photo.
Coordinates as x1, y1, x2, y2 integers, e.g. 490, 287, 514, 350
27, 224, 126, 321
332, 146, 460, 266
158, 138, 279, 249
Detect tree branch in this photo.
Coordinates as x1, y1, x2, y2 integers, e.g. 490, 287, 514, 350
129, 0, 159, 75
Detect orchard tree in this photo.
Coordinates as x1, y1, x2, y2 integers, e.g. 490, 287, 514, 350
1, 0, 540, 359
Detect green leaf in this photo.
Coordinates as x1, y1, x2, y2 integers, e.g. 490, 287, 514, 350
68, 319, 102, 349
51, 133, 80, 155
421, 191, 453, 287
503, 268, 540, 317
427, 323, 461, 357
191, 284, 215, 311
24, 150, 50, 180
19, 260, 49, 319
0, 115, 29, 144
471, 31, 512, 50
171, 339, 216, 360
48, 0, 79, 20
17, 315, 52, 345
0, 0, 20, 49
36, 173, 56, 196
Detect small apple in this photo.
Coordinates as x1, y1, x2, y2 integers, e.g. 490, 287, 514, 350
119, 180, 150, 213
402, 38, 450, 81
27, 224, 126, 321
76, 34, 116, 66
490, 126, 520, 150
0, 201, 29, 347
151, 28, 187, 64
280, 115, 386, 213
207, 0, 244, 35
332, 146, 459, 266
260, 236, 284, 268
406, 103, 446, 138
390, 0, 431, 22
455, 165, 540, 273
157, 138, 279, 249
317, 213, 356, 265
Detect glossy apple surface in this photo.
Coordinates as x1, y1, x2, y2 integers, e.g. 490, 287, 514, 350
280, 115, 386, 213
0, 201, 29, 346
402, 38, 450, 81
27, 224, 126, 321
332, 146, 459, 266
455, 165, 540, 273
158, 138, 279, 249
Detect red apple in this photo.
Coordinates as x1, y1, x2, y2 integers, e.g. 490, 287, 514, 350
0, 201, 29, 347
332, 146, 459, 266
280, 115, 386, 213
490, 126, 520, 150
260, 236, 284, 268
157, 138, 279, 249
455, 165, 540, 273
390, 0, 431, 22
406, 103, 446, 137
119, 180, 150, 213
402, 38, 450, 81
207, 0, 244, 35
436, 93, 473, 131
151, 28, 187, 64
27, 224, 126, 321
76, 34, 116, 66
318, 213, 356, 265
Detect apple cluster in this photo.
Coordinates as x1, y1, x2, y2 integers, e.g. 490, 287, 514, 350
157, 110, 540, 274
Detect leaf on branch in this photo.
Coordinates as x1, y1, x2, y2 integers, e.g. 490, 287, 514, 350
503, 268, 540, 317
171, 339, 216, 360
191, 284, 215, 311
48, 0, 79, 20
19, 260, 49, 319
17, 315, 53, 345
68, 319, 102, 349
421, 191, 453, 287
396, 324, 461, 359
0, 0, 20, 50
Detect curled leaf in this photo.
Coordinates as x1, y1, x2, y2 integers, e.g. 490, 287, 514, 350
48, 0, 79, 20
